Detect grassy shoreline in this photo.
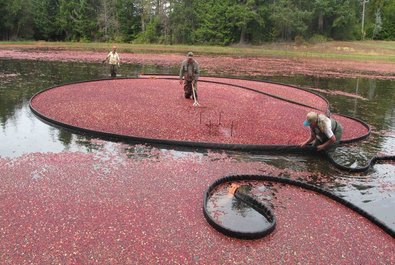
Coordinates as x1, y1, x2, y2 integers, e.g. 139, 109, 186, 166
1, 41, 395, 62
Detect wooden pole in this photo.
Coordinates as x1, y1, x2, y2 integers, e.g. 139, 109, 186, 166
231, 121, 234, 137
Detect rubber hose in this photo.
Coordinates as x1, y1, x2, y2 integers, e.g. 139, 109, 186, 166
324, 151, 395, 173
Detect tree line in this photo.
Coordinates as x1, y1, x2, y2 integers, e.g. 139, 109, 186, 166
0, 0, 394, 44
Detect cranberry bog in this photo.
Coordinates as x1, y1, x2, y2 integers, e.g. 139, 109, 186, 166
30, 76, 369, 147
1, 148, 394, 264
1, 71, 394, 263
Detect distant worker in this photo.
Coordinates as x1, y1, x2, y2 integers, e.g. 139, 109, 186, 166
300, 111, 343, 151
179, 51, 200, 100
103, 45, 120, 78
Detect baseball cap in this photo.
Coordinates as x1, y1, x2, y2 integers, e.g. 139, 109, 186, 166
303, 112, 318, 126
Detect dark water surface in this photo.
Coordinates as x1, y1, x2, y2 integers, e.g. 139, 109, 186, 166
1, 59, 394, 230
207, 183, 273, 234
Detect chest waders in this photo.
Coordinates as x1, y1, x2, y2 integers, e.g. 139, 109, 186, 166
184, 62, 196, 81
316, 118, 342, 145
183, 62, 197, 99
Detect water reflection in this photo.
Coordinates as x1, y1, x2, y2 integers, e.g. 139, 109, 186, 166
264, 75, 394, 130
329, 145, 371, 168
206, 182, 272, 233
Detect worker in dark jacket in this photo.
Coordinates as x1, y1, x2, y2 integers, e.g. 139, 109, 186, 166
179, 52, 200, 100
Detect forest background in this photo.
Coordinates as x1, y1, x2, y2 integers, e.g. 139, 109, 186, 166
0, 0, 394, 45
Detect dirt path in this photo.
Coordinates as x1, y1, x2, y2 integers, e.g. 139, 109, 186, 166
1, 47, 395, 79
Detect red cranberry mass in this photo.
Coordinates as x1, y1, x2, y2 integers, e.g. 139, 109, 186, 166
30, 76, 369, 146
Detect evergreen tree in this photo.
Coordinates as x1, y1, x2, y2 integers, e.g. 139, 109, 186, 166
97, 0, 119, 41
270, 0, 312, 41
0, 0, 34, 40
0, 0, 394, 43
330, 0, 359, 40
169, 0, 199, 44
57, 0, 97, 41
193, 0, 233, 45
117, 0, 141, 42
377, 0, 395, 39
32, 0, 60, 40
226, 0, 267, 44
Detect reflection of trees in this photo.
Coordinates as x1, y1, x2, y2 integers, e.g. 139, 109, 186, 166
324, 78, 393, 131
74, 135, 104, 152
231, 198, 249, 217
0, 60, 65, 127
231, 183, 283, 218
231, 185, 252, 217
57, 129, 73, 147
335, 78, 394, 155
0, 93, 18, 127
367, 79, 377, 100
0, 59, 102, 127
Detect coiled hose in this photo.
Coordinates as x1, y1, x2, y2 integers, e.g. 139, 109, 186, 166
203, 175, 395, 240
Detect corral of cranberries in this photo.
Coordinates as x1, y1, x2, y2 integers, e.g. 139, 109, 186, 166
30, 76, 369, 145
0, 149, 394, 264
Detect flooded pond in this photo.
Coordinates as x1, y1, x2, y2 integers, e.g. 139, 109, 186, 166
1, 59, 394, 230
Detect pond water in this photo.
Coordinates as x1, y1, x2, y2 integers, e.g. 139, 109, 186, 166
207, 183, 273, 234
0, 59, 394, 230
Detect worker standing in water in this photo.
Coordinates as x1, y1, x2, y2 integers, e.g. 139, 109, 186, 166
103, 45, 120, 78
179, 51, 200, 100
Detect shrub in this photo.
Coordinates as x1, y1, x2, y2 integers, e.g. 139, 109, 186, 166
308, 34, 328, 44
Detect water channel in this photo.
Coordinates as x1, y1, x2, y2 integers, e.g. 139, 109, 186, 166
1, 58, 394, 231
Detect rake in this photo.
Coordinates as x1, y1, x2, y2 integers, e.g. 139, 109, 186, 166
192, 83, 200, 107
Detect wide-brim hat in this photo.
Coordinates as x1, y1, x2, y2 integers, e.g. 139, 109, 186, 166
187, 51, 194, 57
